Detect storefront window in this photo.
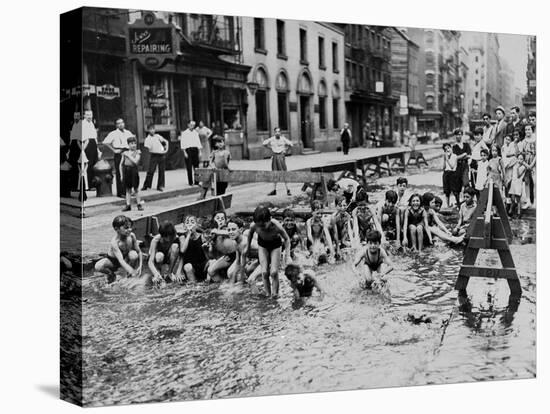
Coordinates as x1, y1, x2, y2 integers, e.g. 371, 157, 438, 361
142, 72, 173, 127
222, 106, 242, 130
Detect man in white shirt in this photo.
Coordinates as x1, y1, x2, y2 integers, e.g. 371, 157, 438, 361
263, 127, 293, 196
103, 118, 135, 197
179, 120, 202, 185
142, 124, 169, 191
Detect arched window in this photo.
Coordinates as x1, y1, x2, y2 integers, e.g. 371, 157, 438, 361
332, 82, 341, 128
426, 95, 434, 111
298, 72, 313, 94
254, 67, 269, 131
318, 80, 327, 129
276, 71, 289, 130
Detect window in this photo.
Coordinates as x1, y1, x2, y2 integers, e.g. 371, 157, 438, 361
426, 96, 434, 111
332, 83, 340, 129
475, 69, 478, 74
426, 73, 435, 87
318, 37, 325, 68
300, 28, 308, 63
332, 42, 339, 72
475, 91, 479, 99
254, 18, 265, 51
276, 20, 286, 57
426, 51, 434, 67
142, 72, 173, 127
475, 55, 479, 62
276, 72, 289, 130
475, 79, 479, 86
345, 60, 351, 89
359, 64, 364, 87
255, 68, 269, 131
319, 81, 327, 129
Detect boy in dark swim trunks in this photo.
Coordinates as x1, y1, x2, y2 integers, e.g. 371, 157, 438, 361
226, 217, 248, 283
353, 230, 393, 289
284, 263, 324, 299
148, 220, 180, 284
331, 195, 353, 249
351, 201, 384, 246
376, 190, 401, 242
173, 215, 208, 283
282, 209, 303, 259
95, 215, 142, 283
245, 206, 291, 298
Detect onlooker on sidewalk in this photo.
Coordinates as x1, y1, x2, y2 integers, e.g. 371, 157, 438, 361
340, 123, 352, 155
120, 137, 143, 211
493, 106, 507, 148
81, 110, 99, 188
179, 120, 202, 185
103, 118, 134, 198
142, 124, 168, 192
196, 121, 213, 167
263, 127, 293, 196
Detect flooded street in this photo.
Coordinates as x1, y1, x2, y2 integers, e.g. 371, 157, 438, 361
77, 172, 536, 407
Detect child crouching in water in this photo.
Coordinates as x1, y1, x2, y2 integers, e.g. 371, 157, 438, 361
284, 263, 324, 299
95, 215, 142, 283
353, 230, 393, 290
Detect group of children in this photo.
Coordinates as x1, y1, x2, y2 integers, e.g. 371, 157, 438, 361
444, 126, 535, 218
95, 171, 479, 301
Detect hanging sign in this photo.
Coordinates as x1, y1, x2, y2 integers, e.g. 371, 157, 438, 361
127, 12, 178, 69
96, 84, 120, 100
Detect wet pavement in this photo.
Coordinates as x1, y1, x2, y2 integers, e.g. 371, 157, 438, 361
66, 161, 536, 407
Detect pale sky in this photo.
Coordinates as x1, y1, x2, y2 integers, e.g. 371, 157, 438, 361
498, 33, 529, 94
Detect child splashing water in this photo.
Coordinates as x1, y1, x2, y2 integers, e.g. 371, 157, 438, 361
245, 206, 291, 298
284, 263, 324, 299
353, 230, 393, 290
306, 200, 335, 264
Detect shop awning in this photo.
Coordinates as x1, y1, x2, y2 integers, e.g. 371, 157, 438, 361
213, 79, 247, 89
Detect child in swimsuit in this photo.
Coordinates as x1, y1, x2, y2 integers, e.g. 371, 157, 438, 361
226, 217, 248, 283
94, 215, 142, 283
376, 190, 400, 242
284, 263, 324, 299
331, 195, 353, 249
173, 215, 208, 283
205, 225, 239, 283
282, 208, 303, 259
351, 201, 383, 246
424, 195, 464, 244
306, 200, 335, 264
245, 206, 291, 298
148, 220, 180, 284
353, 230, 393, 289
453, 186, 477, 237
402, 193, 432, 251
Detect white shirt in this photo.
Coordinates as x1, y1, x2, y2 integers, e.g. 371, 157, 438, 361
444, 153, 457, 171
471, 140, 488, 161
144, 134, 168, 154
103, 128, 134, 150
475, 159, 489, 190
482, 125, 494, 145
179, 129, 202, 150
263, 135, 293, 154
70, 119, 97, 142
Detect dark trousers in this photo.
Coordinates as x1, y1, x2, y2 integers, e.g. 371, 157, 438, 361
216, 181, 228, 195
143, 153, 165, 190
342, 138, 350, 155
113, 152, 123, 197
185, 147, 200, 185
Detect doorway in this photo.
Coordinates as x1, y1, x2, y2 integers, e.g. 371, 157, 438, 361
299, 95, 311, 149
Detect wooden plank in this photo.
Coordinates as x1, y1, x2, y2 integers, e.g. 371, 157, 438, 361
459, 266, 518, 279
195, 168, 331, 183
310, 161, 358, 173
492, 185, 513, 241
455, 275, 469, 291
462, 247, 479, 266
467, 237, 509, 250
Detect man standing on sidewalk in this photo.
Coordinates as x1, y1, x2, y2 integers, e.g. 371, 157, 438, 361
340, 123, 352, 155
103, 118, 134, 198
263, 127, 293, 196
179, 120, 202, 185
142, 124, 168, 192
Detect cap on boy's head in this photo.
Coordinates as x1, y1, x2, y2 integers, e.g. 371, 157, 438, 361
366, 229, 382, 244
495, 105, 506, 114
112, 215, 132, 229
385, 190, 398, 203
396, 177, 408, 186
159, 221, 176, 238
284, 263, 301, 278
253, 206, 271, 223
474, 127, 484, 136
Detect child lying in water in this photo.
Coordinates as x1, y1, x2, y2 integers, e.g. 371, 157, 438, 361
284, 263, 324, 299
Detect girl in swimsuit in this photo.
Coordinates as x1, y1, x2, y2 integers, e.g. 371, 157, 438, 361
402, 193, 432, 251
353, 230, 393, 289
244, 206, 291, 298
173, 215, 208, 283
284, 263, 324, 299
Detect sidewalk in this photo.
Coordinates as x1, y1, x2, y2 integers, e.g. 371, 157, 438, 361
61, 143, 443, 209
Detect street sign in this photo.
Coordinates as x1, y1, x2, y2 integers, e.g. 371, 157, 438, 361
375, 81, 384, 93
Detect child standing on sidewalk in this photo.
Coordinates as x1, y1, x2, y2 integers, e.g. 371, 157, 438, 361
120, 137, 143, 211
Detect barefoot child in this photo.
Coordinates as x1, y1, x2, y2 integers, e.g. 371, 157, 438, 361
353, 230, 393, 289
95, 215, 142, 283
351, 201, 384, 246
376, 190, 401, 242
487, 144, 505, 196
452, 187, 477, 237
226, 217, 247, 283
402, 193, 432, 251
306, 200, 335, 263
120, 137, 143, 211
198, 136, 232, 199
423, 193, 464, 244
174, 215, 208, 283
284, 264, 324, 299
509, 153, 527, 218
474, 149, 490, 196
245, 206, 291, 298
204, 226, 238, 283
282, 209, 303, 259
148, 221, 180, 284
442, 143, 459, 207
331, 196, 354, 249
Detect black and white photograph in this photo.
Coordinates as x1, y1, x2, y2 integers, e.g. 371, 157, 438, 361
58, 4, 537, 408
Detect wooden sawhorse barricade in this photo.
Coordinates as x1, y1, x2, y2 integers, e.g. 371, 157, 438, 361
196, 168, 334, 203
455, 181, 521, 297
131, 194, 232, 249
